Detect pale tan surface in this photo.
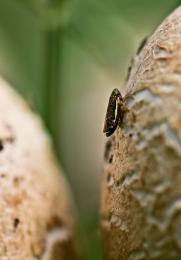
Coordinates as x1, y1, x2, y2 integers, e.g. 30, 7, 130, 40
0, 77, 76, 260
101, 6, 181, 260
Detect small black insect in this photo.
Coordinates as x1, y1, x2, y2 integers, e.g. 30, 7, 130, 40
103, 88, 128, 137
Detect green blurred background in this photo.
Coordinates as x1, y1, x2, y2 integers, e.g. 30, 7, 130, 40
0, 0, 180, 259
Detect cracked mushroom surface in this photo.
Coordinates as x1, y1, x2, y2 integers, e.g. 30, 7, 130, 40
0, 77, 76, 260
101, 6, 181, 260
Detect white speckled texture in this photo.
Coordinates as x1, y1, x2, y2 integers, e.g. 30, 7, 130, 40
0, 77, 76, 260
101, 6, 181, 260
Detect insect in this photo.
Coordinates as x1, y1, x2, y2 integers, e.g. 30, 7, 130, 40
103, 36, 149, 137
103, 88, 128, 137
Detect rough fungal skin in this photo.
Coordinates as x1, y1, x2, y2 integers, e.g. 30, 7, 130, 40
101, 7, 181, 260
0, 78, 76, 260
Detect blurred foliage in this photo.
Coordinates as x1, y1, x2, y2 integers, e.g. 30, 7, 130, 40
0, 0, 180, 259
17, 0, 74, 28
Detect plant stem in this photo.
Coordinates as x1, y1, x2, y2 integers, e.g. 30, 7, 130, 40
43, 28, 61, 151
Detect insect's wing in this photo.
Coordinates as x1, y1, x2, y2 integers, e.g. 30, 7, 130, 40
103, 88, 122, 136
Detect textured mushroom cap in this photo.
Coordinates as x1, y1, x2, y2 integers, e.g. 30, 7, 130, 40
101, 7, 181, 260
0, 77, 76, 260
